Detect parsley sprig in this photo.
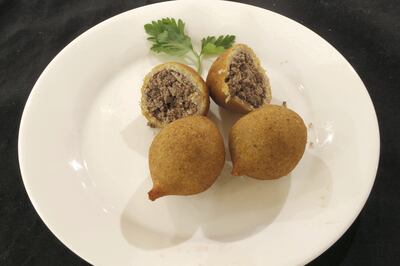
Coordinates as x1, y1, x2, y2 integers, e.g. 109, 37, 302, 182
144, 18, 235, 74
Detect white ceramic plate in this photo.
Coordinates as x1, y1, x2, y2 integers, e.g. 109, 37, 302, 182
18, 1, 380, 265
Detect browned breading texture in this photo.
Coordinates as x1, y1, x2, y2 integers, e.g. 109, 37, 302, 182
148, 116, 225, 200
229, 105, 307, 180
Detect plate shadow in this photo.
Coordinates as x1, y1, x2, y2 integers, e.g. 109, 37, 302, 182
121, 115, 159, 158
120, 162, 291, 249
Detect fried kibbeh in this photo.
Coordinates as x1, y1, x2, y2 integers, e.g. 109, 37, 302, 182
141, 62, 209, 128
229, 105, 307, 180
148, 116, 225, 201
206, 44, 272, 113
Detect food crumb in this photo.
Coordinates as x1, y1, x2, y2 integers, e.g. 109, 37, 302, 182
147, 122, 156, 128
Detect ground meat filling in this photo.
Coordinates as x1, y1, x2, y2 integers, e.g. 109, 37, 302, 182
145, 69, 198, 123
225, 51, 267, 108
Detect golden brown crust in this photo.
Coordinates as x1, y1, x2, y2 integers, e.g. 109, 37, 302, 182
206, 44, 272, 113
141, 62, 209, 128
229, 105, 307, 180
148, 116, 225, 200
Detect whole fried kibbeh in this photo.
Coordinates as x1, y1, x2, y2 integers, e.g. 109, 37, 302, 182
206, 44, 272, 113
229, 105, 307, 180
148, 116, 225, 201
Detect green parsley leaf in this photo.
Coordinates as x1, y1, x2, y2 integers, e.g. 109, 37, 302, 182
144, 18, 235, 73
144, 18, 193, 56
201, 35, 236, 56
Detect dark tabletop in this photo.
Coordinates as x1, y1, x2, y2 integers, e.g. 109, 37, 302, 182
1, 0, 399, 265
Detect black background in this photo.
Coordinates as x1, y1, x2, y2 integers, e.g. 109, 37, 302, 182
1, 0, 399, 265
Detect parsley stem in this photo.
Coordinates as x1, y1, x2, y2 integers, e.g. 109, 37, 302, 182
191, 49, 202, 74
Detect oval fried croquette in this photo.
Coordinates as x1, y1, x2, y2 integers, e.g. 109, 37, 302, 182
229, 105, 307, 180
206, 44, 272, 113
141, 62, 210, 128
148, 116, 225, 200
